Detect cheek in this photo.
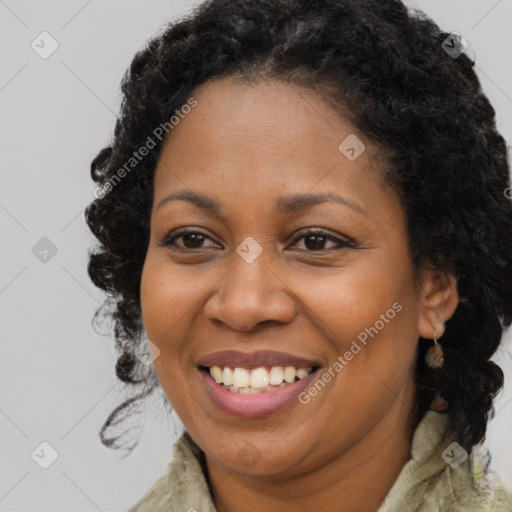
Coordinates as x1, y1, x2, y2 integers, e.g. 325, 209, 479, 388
140, 258, 202, 418
140, 260, 174, 340
300, 248, 418, 396
297, 255, 410, 342
140, 256, 203, 342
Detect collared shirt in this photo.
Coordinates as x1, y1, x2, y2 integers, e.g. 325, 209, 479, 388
128, 410, 512, 511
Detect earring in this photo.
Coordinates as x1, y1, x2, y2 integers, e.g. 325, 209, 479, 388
426, 328, 444, 368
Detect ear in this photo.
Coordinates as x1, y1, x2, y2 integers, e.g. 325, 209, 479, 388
417, 268, 459, 340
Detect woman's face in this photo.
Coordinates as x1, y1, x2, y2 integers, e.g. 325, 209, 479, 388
140, 77, 430, 477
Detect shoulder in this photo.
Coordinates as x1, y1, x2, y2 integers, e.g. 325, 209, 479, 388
446, 482, 512, 512
491, 484, 512, 511
380, 411, 512, 512
475, 480, 512, 512
464, 448, 512, 512
439, 451, 512, 512
127, 473, 172, 512
126, 431, 215, 512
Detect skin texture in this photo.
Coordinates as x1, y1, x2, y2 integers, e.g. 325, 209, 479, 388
140, 77, 459, 512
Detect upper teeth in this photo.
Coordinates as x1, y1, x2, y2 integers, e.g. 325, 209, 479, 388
209, 366, 313, 388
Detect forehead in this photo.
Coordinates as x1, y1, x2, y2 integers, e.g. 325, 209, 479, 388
152, 77, 392, 220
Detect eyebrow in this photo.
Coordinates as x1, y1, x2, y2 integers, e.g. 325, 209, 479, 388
155, 189, 367, 217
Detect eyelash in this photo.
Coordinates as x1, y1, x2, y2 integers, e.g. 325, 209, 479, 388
157, 228, 355, 252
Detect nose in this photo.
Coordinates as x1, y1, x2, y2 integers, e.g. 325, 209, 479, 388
203, 250, 297, 332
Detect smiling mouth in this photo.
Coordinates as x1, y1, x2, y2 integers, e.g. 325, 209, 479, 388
198, 365, 321, 394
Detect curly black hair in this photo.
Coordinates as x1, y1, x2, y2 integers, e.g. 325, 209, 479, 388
85, 0, 512, 456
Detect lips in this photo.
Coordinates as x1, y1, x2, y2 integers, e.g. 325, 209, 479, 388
199, 365, 321, 418
196, 350, 323, 417
196, 350, 322, 370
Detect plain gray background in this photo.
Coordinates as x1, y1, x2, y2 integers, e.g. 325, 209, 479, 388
1, 1, 511, 510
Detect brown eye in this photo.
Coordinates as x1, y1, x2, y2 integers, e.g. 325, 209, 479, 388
158, 228, 354, 252
290, 229, 354, 251
158, 229, 217, 249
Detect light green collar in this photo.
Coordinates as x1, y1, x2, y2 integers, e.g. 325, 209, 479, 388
129, 410, 512, 511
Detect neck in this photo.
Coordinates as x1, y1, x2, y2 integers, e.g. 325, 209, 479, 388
205, 386, 417, 512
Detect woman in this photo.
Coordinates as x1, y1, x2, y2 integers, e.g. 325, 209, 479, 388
85, 0, 512, 510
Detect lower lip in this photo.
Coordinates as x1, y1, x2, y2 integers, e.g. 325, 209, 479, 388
199, 368, 320, 418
